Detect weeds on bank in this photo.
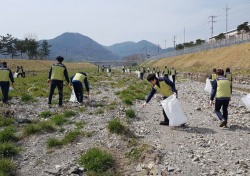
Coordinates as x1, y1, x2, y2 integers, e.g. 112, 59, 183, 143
0, 158, 16, 176
79, 147, 114, 174
0, 116, 15, 127
21, 93, 35, 102
23, 121, 56, 136
39, 111, 53, 118
125, 144, 148, 161
0, 142, 20, 157
107, 119, 125, 134
0, 127, 18, 143
125, 109, 136, 119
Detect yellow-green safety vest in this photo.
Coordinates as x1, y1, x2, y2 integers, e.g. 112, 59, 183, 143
216, 79, 231, 98
225, 73, 232, 81
154, 80, 173, 97
171, 69, 176, 75
211, 73, 217, 81
73, 73, 86, 82
165, 69, 169, 75
51, 65, 65, 81
0, 68, 10, 82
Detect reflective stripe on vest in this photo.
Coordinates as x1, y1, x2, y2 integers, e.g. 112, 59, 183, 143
73, 73, 85, 82
0, 68, 10, 82
51, 65, 65, 81
154, 80, 172, 97
216, 79, 231, 98
225, 73, 232, 81
211, 74, 217, 81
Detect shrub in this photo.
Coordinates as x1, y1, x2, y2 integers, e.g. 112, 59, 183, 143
63, 110, 76, 118
0, 158, 16, 176
122, 98, 133, 105
47, 138, 63, 148
24, 121, 56, 135
62, 130, 81, 144
107, 119, 125, 134
0, 127, 18, 143
21, 93, 34, 102
39, 111, 52, 118
51, 115, 68, 126
0, 116, 15, 127
79, 147, 114, 173
125, 109, 136, 119
0, 142, 20, 157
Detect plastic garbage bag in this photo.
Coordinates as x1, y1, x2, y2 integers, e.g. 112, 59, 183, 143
161, 95, 187, 126
13, 72, 18, 78
168, 75, 173, 82
69, 90, 77, 102
241, 94, 250, 110
135, 71, 140, 78
204, 78, 212, 93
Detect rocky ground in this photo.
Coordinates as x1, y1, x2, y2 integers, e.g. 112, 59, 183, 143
2, 73, 250, 176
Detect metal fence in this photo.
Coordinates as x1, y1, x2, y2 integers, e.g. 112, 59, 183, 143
149, 35, 250, 60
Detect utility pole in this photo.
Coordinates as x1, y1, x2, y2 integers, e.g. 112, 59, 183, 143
209, 15, 217, 40
184, 27, 186, 44
163, 39, 167, 49
173, 35, 176, 48
224, 4, 230, 37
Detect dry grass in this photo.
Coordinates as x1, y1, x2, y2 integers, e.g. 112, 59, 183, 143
145, 42, 250, 76
0, 59, 95, 72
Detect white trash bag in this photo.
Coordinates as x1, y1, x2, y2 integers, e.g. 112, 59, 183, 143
69, 89, 78, 102
241, 94, 250, 110
204, 78, 212, 93
135, 71, 140, 78
161, 95, 187, 126
168, 75, 173, 82
13, 72, 18, 78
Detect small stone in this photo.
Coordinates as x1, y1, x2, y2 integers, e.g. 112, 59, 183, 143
192, 157, 200, 162
167, 166, 175, 172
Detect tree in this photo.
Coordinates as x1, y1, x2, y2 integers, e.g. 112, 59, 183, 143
214, 33, 226, 41
175, 44, 184, 50
0, 34, 16, 58
15, 39, 27, 59
237, 22, 250, 40
26, 38, 39, 59
39, 40, 51, 60
195, 39, 205, 45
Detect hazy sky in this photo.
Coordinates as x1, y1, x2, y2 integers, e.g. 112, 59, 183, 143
0, 0, 249, 48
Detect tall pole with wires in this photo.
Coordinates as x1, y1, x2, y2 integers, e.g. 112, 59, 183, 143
209, 15, 217, 40
224, 4, 230, 37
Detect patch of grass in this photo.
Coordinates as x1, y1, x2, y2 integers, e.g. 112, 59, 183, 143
78, 107, 87, 112
125, 145, 147, 161
21, 93, 35, 102
0, 142, 20, 157
75, 122, 86, 129
39, 111, 53, 118
63, 110, 77, 118
95, 108, 104, 115
107, 119, 125, 134
51, 114, 68, 126
47, 138, 63, 148
62, 130, 81, 144
0, 116, 15, 127
125, 109, 136, 119
122, 98, 133, 105
0, 127, 18, 143
23, 121, 56, 135
79, 147, 114, 173
0, 158, 16, 176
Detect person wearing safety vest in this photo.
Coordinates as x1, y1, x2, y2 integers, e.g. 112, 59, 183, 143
142, 73, 177, 126
209, 68, 217, 85
171, 67, 176, 84
48, 56, 70, 107
225, 68, 232, 94
210, 68, 231, 127
164, 66, 169, 77
70, 72, 90, 104
0, 62, 14, 104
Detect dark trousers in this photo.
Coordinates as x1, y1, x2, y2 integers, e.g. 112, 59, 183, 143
163, 96, 169, 123
215, 99, 230, 123
48, 80, 63, 105
0, 82, 10, 103
172, 75, 176, 84
140, 73, 144, 80
72, 81, 83, 103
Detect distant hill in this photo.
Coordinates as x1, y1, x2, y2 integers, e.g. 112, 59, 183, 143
44, 32, 120, 61
106, 40, 173, 58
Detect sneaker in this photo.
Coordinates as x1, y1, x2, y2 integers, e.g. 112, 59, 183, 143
159, 121, 169, 126
219, 121, 227, 127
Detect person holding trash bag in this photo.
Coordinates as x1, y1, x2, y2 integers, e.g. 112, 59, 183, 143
142, 73, 177, 125
48, 56, 71, 107
0, 62, 14, 104
210, 68, 231, 128
70, 72, 90, 104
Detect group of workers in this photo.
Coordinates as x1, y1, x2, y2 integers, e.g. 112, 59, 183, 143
0, 57, 235, 128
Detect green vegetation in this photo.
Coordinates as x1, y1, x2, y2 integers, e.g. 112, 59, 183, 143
47, 138, 63, 148
107, 119, 125, 134
0, 142, 20, 157
39, 111, 53, 118
79, 147, 114, 173
0, 116, 15, 127
63, 110, 77, 118
95, 108, 104, 115
51, 114, 68, 126
125, 109, 136, 119
0, 158, 16, 176
23, 121, 56, 135
125, 144, 148, 161
0, 127, 18, 143
21, 93, 35, 102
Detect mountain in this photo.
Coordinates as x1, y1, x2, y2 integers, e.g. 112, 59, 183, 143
106, 40, 172, 58
45, 32, 120, 61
